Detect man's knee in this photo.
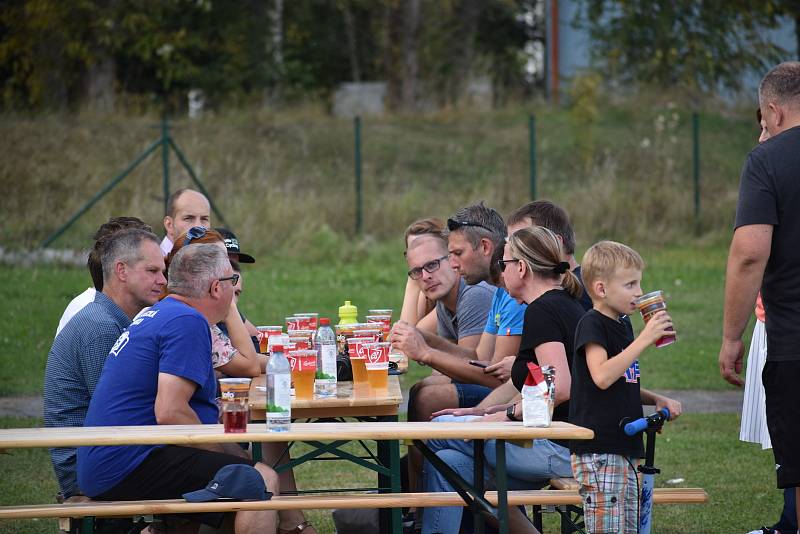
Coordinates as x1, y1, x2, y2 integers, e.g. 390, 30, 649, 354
254, 462, 280, 495
415, 384, 459, 418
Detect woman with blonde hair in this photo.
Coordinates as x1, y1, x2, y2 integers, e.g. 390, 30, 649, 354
421, 226, 585, 534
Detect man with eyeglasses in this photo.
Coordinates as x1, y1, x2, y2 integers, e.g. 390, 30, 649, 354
160, 188, 211, 255
45, 228, 166, 505
78, 243, 279, 533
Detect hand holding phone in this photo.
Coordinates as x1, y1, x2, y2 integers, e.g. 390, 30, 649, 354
468, 360, 488, 369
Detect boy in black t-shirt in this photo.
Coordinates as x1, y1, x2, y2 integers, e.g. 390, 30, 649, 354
569, 241, 682, 533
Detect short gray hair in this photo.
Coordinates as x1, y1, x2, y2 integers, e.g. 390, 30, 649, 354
446, 201, 506, 251
168, 243, 230, 298
760, 61, 800, 107
100, 228, 160, 282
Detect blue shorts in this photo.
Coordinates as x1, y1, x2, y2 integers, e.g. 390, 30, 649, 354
453, 382, 492, 408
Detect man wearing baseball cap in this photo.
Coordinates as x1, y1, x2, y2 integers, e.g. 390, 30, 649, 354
215, 228, 260, 350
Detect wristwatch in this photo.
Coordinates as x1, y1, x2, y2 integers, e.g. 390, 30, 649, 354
506, 404, 520, 422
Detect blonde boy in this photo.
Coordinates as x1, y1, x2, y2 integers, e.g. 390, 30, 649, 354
568, 241, 682, 534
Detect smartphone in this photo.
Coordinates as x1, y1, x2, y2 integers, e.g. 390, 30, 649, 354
468, 360, 488, 369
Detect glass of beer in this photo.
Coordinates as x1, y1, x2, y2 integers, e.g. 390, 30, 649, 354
288, 350, 317, 399
346, 337, 372, 384
256, 326, 283, 353
363, 342, 390, 392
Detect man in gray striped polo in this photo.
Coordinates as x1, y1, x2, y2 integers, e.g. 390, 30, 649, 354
44, 228, 166, 500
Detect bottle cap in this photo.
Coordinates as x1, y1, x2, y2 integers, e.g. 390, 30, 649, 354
319, 317, 330, 326
272, 345, 283, 352
338, 300, 358, 324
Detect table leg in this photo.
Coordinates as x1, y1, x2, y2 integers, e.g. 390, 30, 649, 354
473, 439, 485, 534
377, 415, 402, 534
495, 438, 509, 534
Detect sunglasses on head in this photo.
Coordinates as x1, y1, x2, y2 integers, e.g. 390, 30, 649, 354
184, 226, 208, 246
447, 218, 492, 233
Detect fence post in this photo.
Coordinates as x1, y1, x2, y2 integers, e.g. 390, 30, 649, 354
692, 112, 700, 220
529, 114, 537, 200
162, 116, 171, 215
354, 115, 363, 235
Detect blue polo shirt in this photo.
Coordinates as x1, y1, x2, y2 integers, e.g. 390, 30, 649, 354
483, 287, 526, 337
44, 291, 131, 498
77, 297, 216, 497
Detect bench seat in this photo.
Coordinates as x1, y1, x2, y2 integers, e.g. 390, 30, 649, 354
0, 488, 709, 520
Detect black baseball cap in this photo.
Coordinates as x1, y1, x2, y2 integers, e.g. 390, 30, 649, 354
216, 228, 256, 263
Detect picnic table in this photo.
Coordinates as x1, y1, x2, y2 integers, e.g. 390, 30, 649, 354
0, 421, 594, 534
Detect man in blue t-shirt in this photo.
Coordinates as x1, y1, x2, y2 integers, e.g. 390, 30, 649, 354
77, 244, 279, 533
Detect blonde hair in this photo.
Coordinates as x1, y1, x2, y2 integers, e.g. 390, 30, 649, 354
581, 240, 645, 300
507, 226, 583, 300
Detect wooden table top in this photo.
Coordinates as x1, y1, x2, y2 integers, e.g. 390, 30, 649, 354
248, 374, 404, 419
0, 421, 593, 449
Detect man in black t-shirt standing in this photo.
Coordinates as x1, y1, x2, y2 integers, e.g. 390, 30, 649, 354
721, 61, 800, 525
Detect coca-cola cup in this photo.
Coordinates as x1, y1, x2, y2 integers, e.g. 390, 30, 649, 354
635, 290, 677, 348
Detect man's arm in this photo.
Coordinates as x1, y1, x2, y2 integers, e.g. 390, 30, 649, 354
719, 224, 772, 386
392, 323, 501, 387
155, 373, 245, 457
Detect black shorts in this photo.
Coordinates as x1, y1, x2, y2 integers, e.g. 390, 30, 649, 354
763, 361, 800, 489
95, 445, 254, 526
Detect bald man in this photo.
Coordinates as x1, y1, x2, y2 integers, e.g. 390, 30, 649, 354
161, 188, 211, 255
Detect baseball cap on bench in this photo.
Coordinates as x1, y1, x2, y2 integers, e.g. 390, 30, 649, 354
182, 464, 272, 502
216, 228, 255, 263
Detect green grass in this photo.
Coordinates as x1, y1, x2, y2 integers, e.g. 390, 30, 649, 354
0, 414, 782, 533
0, 101, 757, 253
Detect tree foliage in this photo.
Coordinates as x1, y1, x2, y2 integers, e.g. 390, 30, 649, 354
574, 0, 791, 94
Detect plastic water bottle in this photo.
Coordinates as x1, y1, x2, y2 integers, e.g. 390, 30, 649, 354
314, 317, 338, 398
266, 344, 291, 432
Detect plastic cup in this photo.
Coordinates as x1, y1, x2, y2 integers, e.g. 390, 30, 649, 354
294, 313, 319, 331
218, 378, 251, 403
635, 290, 677, 348
363, 342, 390, 391
369, 309, 394, 320
365, 362, 389, 391
346, 337, 373, 384
218, 378, 251, 433
286, 316, 303, 332
256, 326, 283, 353
289, 336, 311, 350
288, 350, 317, 399
365, 315, 392, 340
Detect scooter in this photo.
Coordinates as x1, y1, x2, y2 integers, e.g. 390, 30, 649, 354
623, 408, 670, 534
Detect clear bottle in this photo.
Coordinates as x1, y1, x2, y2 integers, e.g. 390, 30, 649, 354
314, 317, 338, 398
266, 344, 291, 432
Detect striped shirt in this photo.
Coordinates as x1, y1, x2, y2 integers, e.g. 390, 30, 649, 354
43, 292, 131, 497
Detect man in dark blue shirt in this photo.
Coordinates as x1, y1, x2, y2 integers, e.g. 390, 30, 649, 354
44, 227, 166, 499
78, 243, 279, 533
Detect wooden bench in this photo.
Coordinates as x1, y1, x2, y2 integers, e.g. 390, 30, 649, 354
0, 420, 594, 534
0, 487, 709, 520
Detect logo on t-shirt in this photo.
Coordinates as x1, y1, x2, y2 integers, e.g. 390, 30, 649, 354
109, 331, 129, 358
494, 312, 501, 328
624, 360, 640, 383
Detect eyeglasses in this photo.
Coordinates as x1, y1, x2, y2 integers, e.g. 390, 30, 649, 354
496, 259, 520, 272
183, 226, 208, 246
447, 218, 493, 233
218, 273, 240, 286
408, 255, 449, 280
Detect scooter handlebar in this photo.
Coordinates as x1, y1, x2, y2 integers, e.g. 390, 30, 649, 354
624, 408, 670, 436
